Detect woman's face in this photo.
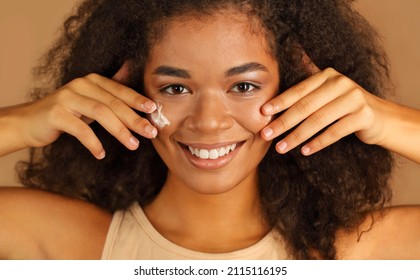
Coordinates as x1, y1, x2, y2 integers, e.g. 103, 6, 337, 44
143, 13, 279, 194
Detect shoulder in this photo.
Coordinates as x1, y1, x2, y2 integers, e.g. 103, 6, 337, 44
0, 187, 112, 259
335, 206, 420, 259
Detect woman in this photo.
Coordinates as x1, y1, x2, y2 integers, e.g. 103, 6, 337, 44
0, 0, 420, 259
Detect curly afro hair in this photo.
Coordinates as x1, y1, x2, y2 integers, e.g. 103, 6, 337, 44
18, 0, 394, 259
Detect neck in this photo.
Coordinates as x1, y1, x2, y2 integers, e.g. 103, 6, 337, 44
144, 172, 270, 253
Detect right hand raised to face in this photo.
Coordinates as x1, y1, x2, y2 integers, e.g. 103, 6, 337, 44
4, 66, 158, 159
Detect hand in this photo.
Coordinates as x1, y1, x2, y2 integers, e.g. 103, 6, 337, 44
260, 66, 389, 156
13, 65, 158, 159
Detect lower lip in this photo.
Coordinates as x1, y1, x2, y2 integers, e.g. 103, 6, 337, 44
180, 144, 242, 170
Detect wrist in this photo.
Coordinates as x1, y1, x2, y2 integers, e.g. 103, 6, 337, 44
0, 104, 31, 156
379, 100, 420, 163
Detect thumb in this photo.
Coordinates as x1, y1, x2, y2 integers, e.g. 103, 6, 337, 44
112, 61, 131, 84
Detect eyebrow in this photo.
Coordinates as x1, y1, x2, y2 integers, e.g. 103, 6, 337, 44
224, 62, 268, 77
152, 62, 268, 79
153, 66, 191, 78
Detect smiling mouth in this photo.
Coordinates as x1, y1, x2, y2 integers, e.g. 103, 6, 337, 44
179, 142, 244, 160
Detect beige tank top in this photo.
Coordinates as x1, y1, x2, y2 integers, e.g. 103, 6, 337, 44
101, 203, 290, 259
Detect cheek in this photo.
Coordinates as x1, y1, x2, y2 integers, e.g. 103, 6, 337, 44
153, 100, 189, 127
149, 102, 171, 129
229, 99, 273, 134
147, 99, 190, 141
148, 95, 275, 134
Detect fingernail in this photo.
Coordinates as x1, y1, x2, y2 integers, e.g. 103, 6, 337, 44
301, 146, 311, 156
129, 136, 139, 149
145, 125, 158, 138
262, 127, 273, 139
97, 150, 106, 160
263, 104, 274, 114
276, 141, 288, 153
143, 101, 157, 113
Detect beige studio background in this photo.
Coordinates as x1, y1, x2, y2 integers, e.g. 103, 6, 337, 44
0, 0, 419, 204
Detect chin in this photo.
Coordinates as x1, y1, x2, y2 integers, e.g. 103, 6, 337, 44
175, 171, 258, 196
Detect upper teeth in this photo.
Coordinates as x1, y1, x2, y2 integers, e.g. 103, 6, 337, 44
188, 143, 237, 160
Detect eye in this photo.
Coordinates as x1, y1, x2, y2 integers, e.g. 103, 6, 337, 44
230, 82, 260, 95
160, 84, 190, 95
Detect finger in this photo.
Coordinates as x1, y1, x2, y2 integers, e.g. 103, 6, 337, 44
85, 73, 157, 113
67, 79, 158, 139
261, 68, 339, 116
100, 95, 158, 140
261, 72, 351, 140
300, 113, 366, 156
274, 92, 360, 154
52, 111, 105, 159
65, 93, 142, 150
261, 56, 324, 116
110, 63, 157, 113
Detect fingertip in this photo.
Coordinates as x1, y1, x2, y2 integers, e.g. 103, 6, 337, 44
261, 103, 274, 115
96, 150, 106, 160
145, 125, 158, 139
140, 100, 157, 113
276, 141, 288, 154
128, 136, 140, 150
261, 127, 274, 140
301, 146, 311, 156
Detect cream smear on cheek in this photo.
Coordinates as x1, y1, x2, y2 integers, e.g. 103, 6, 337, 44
149, 101, 171, 129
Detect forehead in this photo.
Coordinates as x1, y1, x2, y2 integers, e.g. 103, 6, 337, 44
146, 12, 276, 67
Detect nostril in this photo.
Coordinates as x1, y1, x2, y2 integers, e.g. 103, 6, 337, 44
186, 114, 235, 132
185, 94, 235, 132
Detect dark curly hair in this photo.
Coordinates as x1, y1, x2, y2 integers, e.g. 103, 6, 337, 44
18, 0, 394, 259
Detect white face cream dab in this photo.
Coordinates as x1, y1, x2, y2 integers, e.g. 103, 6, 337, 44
149, 101, 171, 129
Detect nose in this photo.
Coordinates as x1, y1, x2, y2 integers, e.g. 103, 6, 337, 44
185, 91, 234, 134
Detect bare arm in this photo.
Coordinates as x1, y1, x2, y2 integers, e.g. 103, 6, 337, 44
376, 100, 420, 163
0, 187, 111, 259
0, 104, 30, 157
0, 66, 158, 159
261, 67, 420, 164
336, 206, 420, 259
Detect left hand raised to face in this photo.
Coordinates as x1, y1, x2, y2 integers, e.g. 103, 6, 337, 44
260, 66, 394, 156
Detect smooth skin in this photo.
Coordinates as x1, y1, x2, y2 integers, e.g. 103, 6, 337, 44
0, 67, 158, 160
261, 65, 420, 163
1, 12, 420, 259
142, 14, 279, 253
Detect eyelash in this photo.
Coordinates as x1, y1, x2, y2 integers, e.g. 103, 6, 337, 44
158, 82, 261, 96
230, 82, 261, 95
159, 84, 190, 95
